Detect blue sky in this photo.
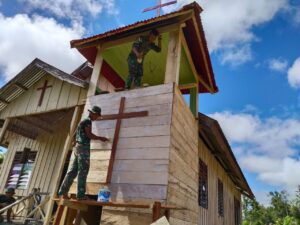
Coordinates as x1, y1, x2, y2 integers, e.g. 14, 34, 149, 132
0, 0, 300, 204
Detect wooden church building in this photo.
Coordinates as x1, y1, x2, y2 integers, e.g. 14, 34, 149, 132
0, 2, 253, 225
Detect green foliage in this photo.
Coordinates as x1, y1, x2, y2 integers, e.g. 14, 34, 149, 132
243, 187, 300, 225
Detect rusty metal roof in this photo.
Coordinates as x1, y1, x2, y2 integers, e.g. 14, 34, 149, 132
0, 58, 87, 111
70, 2, 218, 94
71, 2, 202, 48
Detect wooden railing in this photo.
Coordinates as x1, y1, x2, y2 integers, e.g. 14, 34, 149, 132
0, 189, 50, 224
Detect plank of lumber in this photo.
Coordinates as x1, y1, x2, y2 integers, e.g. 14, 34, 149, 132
52, 199, 183, 210
164, 30, 181, 84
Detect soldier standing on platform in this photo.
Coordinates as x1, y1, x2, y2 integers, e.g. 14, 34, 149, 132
58, 106, 109, 200
125, 29, 162, 89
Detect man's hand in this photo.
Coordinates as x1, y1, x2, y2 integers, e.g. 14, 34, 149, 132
98, 136, 110, 142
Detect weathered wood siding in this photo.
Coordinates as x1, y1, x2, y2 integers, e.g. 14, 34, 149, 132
0, 74, 86, 119
167, 86, 199, 225
70, 83, 174, 203
198, 137, 241, 225
98, 76, 116, 93
0, 120, 70, 196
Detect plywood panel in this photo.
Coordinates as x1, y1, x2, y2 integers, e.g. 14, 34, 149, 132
46, 78, 64, 110
72, 84, 174, 199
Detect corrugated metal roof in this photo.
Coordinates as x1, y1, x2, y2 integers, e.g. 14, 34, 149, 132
71, 3, 200, 48
0, 58, 87, 111
70, 2, 218, 94
198, 112, 254, 199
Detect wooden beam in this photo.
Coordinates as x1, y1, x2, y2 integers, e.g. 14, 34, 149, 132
61, 199, 88, 211
7, 124, 37, 139
100, 23, 181, 51
97, 111, 148, 121
152, 201, 162, 222
191, 17, 214, 90
0, 118, 10, 143
178, 83, 197, 90
180, 29, 214, 94
0, 97, 9, 105
14, 82, 28, 91
87, 46, 103, 97
106, 97, 125, 183
75, 11, 193, 50
44, 105, 83, 225
164, 29, 181, 84
16, 117, 53, 134
190, 86, 198, 117
53, 198, 150, 209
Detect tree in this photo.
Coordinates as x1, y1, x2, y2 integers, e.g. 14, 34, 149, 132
243, 189, 300, 225
269, 191, 291, 219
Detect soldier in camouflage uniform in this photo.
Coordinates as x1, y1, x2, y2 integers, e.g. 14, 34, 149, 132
125, 29, 162, 89
58, 106, 109, 200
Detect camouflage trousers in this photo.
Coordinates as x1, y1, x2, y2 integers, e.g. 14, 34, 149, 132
125, 55, 143, 89
58, 145, 90, 199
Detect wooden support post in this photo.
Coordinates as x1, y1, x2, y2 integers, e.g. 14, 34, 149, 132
152, 201, 162, 222
164, 30, 181, 84
74, 210, 82, 225
53, 203, 65, 225
190, 86, 198, 117
0, 118, 10, 143
43, 106, 83, 225
164, 209, 170, 221
87, 46, 103, 97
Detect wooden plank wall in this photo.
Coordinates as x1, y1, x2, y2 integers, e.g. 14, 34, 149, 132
0, 117, 71, 221
69, 83, 174, 203
0, 74, 87, 119
198, 137, 241, 225
0, 121, 69, 196
98, 75, 116, 93
167, 86, 199, 225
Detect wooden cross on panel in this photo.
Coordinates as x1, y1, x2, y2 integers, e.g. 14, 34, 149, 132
143, 0, 177, 16
37, 80, 52, 106
97, 97, 148, 183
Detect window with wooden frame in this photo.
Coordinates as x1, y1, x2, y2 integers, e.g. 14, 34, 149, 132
198, 159, 208, 208
217, 179, 224, 216
6, 148, 37, 190
234, 197, 241, 225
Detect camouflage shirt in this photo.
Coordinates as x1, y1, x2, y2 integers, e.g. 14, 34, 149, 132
129, 36, 161, 60
76, 118, 92, 146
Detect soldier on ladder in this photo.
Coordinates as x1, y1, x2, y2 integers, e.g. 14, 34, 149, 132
58, 106, 109, 200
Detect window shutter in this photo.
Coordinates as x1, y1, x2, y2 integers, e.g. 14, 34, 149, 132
198, 159, 208, 208
6, 149, 37, 190
217, 179, 224, 216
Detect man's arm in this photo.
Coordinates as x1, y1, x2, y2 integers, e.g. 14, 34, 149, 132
132, 46, 143, 58
84, 125, 109, 142
151, 36, 162, 52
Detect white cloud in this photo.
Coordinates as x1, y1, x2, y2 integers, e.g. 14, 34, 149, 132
287, 57, 300, 88
268, 58, 288, 72
163, 0, 288, 65
19, 0, 119, 22
209, 110, 300, 192
210, 111, 300, 157
0, 13, 85, 81
220, 45, 252, 66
